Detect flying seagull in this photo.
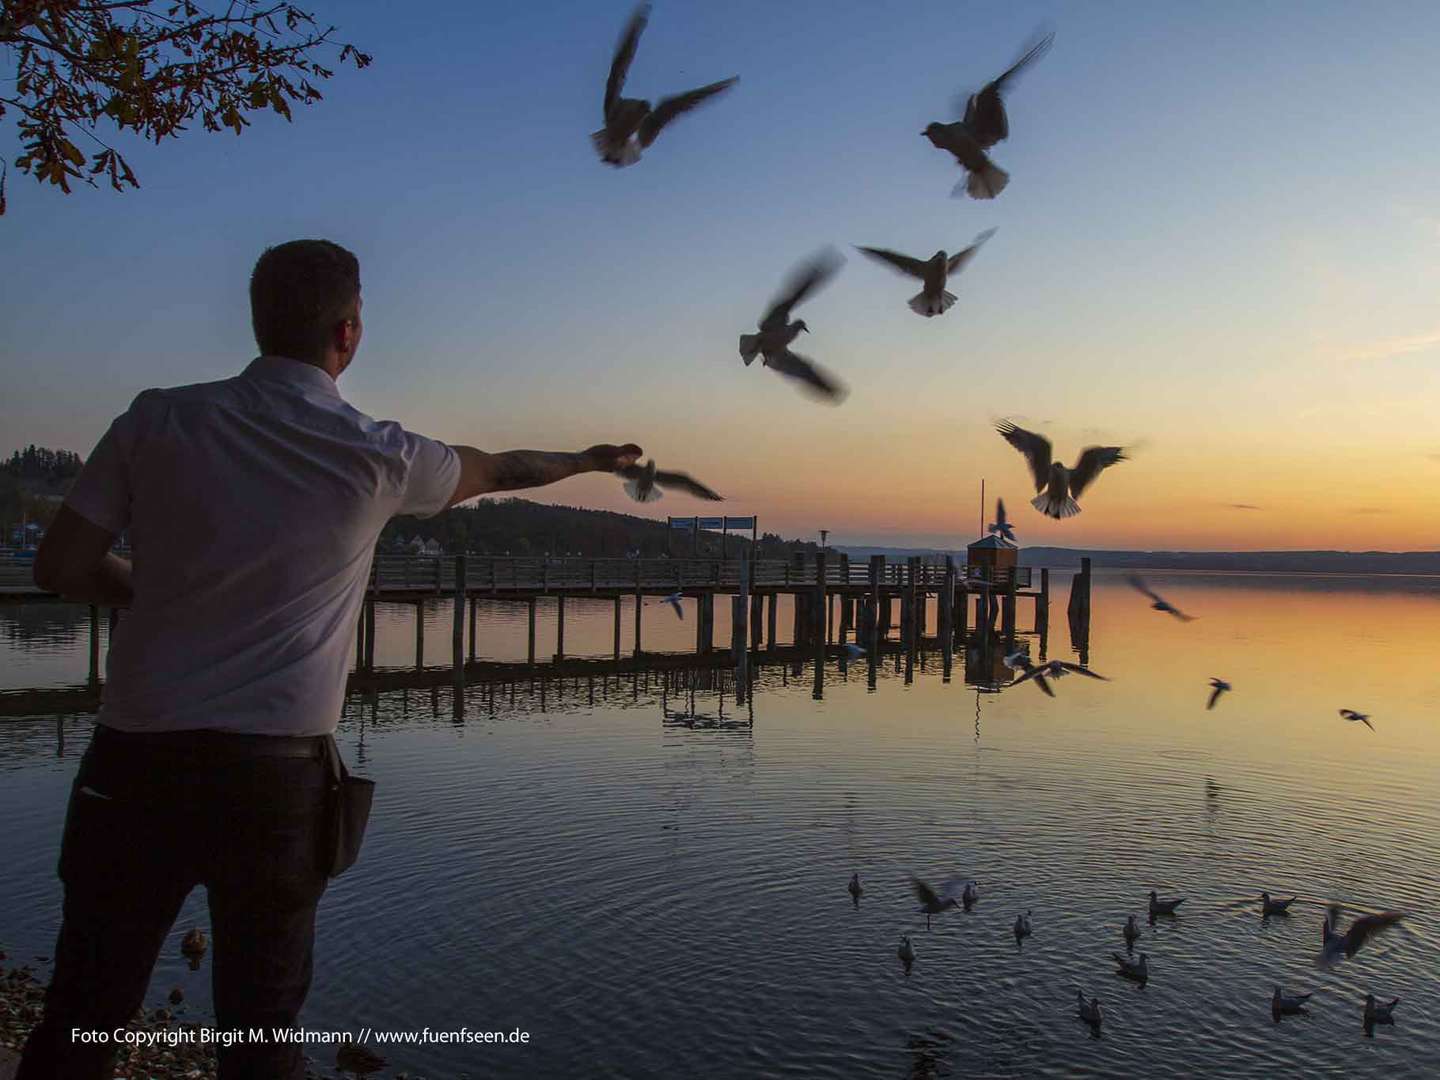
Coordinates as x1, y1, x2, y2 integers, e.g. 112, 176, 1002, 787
1003, 651, 1055, 696
661, 591, 684, 619
922, 120, 1009, 199
592, 4, 738, 167
1340, 708, 1374, 731
854, 228, 996, 317
1207, 678, 1231, 709
988, 497, 1016, 543
1127, 575, 1196, 621
618, 459, 723, 503
996, 420, 1127, 519
1011, 659, 1107, 693
960, 31, 1055, 148
1319, 905, 1404, 967
739, 250, 847, 401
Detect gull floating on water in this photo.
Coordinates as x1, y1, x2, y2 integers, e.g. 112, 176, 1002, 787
1261, 892, 1297, 917
855, 229, 995, 317
1112, 952, 1149, 984
1272, 986, 1312, 1018
1014, 910, 1032, 942
618, 459, 723, 503
1364, 994, 1400, 1026
960, 31, 1056, 149
592, 4, 738, 167
912, 876, 967, 928
898, 934, 916, 972
848, 873, 863, 903
1319, 905, 1405, 967
1207, 678, 1231, 709
1148, 890, 1185, 918
1123, 915, 1141, 947
1340, 708, 1374, 731
996, 420, 1127, 519
1076, 990, 1104, 1027
661, 591, 684, 619
988, 497, 1016, 543
739, 250, 847, 402
963, 881, 979, 910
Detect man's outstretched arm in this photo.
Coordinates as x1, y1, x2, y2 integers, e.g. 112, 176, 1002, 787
445, 443, 642, 508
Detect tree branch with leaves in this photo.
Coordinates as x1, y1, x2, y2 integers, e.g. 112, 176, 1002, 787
0, 0, 371, 216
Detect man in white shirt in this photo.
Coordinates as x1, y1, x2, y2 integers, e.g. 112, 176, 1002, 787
18, 239, 640, 1080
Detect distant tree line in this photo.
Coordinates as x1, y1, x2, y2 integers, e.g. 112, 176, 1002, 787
2, 446, 83, 487
380, 498, 820, 560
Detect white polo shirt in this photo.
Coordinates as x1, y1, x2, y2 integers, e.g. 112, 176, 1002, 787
63, 356, 460, 736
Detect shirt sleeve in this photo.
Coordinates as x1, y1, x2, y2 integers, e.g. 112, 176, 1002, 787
63, 404, 141, 534
395, 429, 461, 519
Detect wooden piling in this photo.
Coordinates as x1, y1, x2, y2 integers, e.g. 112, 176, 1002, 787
527, 598, 537, 665
633, 566, 643, 657
867, 555, 883, 651
1002, 572, 1017, 638
813, 552, 828, 648
1036, 567, 1050, 632
612, 595, 622, 660
468, 595, 478, 660
363, 597, 375, 671
451, 557, 466, 673
939, 557, 955, 666
767, 592, 779, 649
556, 594, 566, 661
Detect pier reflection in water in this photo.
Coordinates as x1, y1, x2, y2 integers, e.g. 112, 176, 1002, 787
2, 573, 1439, 1078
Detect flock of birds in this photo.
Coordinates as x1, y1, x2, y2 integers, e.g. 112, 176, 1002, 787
587, 2, 1410, 1050
853, 872, 1407, 1039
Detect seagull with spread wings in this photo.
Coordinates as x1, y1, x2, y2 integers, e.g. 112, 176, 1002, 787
618, 459, 723, 503
1003, 650, 1054, 696
922, 120, 1009, 200
1207, 678, 1231, 709
855, 229, 996, 317
960, 31, 1055, 149
1012, 659, 1108, 692
592, 4, 738, 167
1127, 575, 1196, 621
1340, 708, 1375, 731
739, 250, 847, 401
1319, 905, 1404, 967
988, 497, 1016, 543
996, 420, 1127, 519
912, 875, 967, 929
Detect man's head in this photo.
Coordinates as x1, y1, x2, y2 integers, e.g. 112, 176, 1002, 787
249, 239, 363, 376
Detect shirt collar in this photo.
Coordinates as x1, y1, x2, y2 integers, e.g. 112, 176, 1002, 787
243, 355, 343, 399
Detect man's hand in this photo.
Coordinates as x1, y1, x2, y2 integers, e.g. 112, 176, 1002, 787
583, 444, 643, 473
446, 443, 645, 507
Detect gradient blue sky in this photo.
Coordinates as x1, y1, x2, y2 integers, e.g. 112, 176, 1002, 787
4, 0, 1440, 549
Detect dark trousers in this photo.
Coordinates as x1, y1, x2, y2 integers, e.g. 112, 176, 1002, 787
18, 725, 331, 1080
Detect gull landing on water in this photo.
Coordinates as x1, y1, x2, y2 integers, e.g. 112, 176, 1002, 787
988, 497, 1016, 544
592, 4, 738, 167
912, 876, 967, 928
1319, 905, 1405, 967
854, 229, 996, 317
618, 460, 723, 504
739, 250, 847, 402
996, 420, 1127, 519
1340, 708, 1375, 731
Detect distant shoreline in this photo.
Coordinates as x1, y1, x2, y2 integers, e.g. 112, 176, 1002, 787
836, 545, 1440, 576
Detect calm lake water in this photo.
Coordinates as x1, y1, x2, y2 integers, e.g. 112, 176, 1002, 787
2, 571, 1438, 1078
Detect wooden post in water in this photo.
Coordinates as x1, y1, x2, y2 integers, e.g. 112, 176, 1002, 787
1002, 571, 1018, 639
414, 599, 425, 669
633, 562, 643, 657
612, 596, 622, 660
813, 552, 828, 649
939, 557, 955, 667
1036, 568, 1050, 632
556, 594, 566, 661
451, 555, 466, 673
792, 589, 806, 647
903, 557, 919, 650
1067, 557, 1092, 624
527, 598, 538, 665
867, 555, 883, 651
88, 604, 100, 686
749, 592, 763, 647
956, 579, 969, 640
363, 596, 375, 671
735, 555, 750, 703
767, 592, 778, 649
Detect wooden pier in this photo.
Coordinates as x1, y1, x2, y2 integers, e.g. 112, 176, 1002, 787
0, 552, 1092, 710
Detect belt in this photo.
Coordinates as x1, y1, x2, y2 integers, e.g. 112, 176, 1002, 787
92, 723, 326, 760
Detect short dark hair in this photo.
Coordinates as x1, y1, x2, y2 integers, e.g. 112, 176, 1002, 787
249, 239, 361, 360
